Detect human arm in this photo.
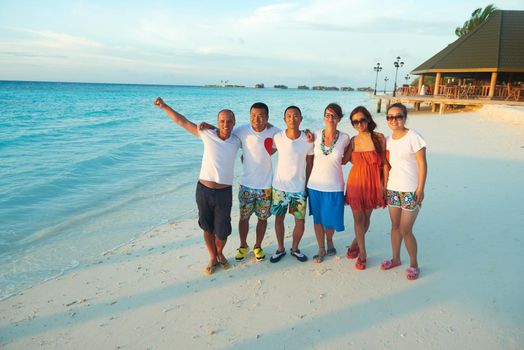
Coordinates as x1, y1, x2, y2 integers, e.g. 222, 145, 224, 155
199, 122, 216, 130
415, 147, 427, 204
154, 97, 198, 137
305, 155, 314, 186
304, 129, 315, 143
342, 137, 353, 165
271, 137, 278, 155
378, 134, 390, 190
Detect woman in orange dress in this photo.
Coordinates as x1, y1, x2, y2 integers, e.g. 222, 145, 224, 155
344, 106, 388, 270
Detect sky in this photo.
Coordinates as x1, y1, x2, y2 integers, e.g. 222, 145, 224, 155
1, 0, 523, 87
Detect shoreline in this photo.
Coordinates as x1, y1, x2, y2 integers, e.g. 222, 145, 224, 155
1, 107, 523, 349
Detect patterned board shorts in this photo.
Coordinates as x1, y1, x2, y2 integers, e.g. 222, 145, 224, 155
386, 190, 419, 211
271, 188, 307, 220
238, 185, 272, 220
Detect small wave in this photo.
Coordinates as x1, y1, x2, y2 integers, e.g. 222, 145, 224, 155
0, 259, 80, 301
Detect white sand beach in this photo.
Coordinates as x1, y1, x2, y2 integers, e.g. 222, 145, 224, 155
1, 106, 523, 349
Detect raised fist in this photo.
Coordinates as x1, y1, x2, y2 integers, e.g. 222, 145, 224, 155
154, 97, 166, 108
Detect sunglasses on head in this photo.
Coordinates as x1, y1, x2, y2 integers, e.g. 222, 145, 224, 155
386, 115, 405, 121
324, 112, 340, 120
351, 118, 368, 126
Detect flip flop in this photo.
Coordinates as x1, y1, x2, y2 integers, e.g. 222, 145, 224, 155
218, 259, 231, 270
270, 249, 286, 263
380, 259, 402, 270
313, 254, 325, 263
326, 247, 337, 256
406, 267, 420, 280
355, 257, 367, 270
346, 246, 359, 259
290, 249, 308, 262
203, 263, 218, 276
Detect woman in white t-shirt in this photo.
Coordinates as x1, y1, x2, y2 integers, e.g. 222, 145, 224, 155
381, 103, 427, 281
307, 103, 350, 263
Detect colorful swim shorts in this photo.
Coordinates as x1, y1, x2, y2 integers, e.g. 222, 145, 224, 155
386, 190, 419, 211
271, 188, 307, 220
238, 185, 272, 220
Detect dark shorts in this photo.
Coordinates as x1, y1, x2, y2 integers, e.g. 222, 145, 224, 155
195, 182, 233, 240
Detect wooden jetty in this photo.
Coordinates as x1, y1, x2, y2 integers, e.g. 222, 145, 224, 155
375, 93, 524, 114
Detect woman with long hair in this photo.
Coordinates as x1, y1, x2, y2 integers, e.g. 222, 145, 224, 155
381, 103, 427, 280
344, 106, 388, 270
307, 103, 351, 263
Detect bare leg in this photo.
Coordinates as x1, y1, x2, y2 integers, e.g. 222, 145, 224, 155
274, 215, 285, 252
326, 228, 335, 251
348, 238, 358, 250
350, 208, 372, 251
313, 223, 326, 256
352, 209, 367, 260
238, 217, 249, 248
388, 206, 403, 264
363, 209, 372, 233
203, 231, 218, 266
254, 218, 267, 248
215, 236, 227, 262
291, 218, 305, 251
399, 209, 420, 268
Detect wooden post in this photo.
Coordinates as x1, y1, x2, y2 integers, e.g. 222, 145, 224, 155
488, 72, 497, 98
376, 98, 381, 113
431, 103, 437, 112
417, 74, 425, 94
439, 103, 446, 114
435, 72, 442, 95
386, 100, 391, 110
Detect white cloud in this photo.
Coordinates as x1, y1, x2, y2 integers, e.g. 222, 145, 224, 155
20, 29, 102, 49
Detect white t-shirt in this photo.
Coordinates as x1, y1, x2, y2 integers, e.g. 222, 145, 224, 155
233, 124, 280, 189
307, 130, 350, 192
198, 129, 241, 186
272, 130, 314, 193
386, 129, 427, 192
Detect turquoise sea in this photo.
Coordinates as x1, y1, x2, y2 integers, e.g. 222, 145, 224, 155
0, 81, 376, 300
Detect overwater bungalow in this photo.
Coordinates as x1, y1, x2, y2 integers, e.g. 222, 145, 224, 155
378, 10, 524, 113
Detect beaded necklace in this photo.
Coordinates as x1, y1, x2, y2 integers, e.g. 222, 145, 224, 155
321, 129, 339, 155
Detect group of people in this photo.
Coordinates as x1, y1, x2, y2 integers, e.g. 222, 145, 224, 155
154, 97, 427, 281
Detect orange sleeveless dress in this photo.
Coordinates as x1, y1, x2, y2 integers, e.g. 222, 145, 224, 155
345, 151, 386, 210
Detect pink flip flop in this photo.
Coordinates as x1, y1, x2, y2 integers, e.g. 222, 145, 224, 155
346, 246, 359, 259
355, 257, 367, 270
380, 259, 402, 270
406, 267, 420, 280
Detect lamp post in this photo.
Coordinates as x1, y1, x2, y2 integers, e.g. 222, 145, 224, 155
404, 74, 410, 84
384, 76, 389, 94
373, 62, 382, 95
392, 56, 404, 97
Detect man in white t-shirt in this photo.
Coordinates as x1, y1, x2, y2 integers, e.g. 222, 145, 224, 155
154, 97, 240, 276
269, 106, 314, 263
234, 102, 280, 262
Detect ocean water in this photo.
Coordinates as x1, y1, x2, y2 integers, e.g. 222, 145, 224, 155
0, 81, 376, 300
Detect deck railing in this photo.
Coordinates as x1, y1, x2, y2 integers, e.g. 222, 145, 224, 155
397, 84, 523, 101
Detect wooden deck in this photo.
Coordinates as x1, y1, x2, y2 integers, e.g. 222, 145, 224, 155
374, 94, 524, 114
